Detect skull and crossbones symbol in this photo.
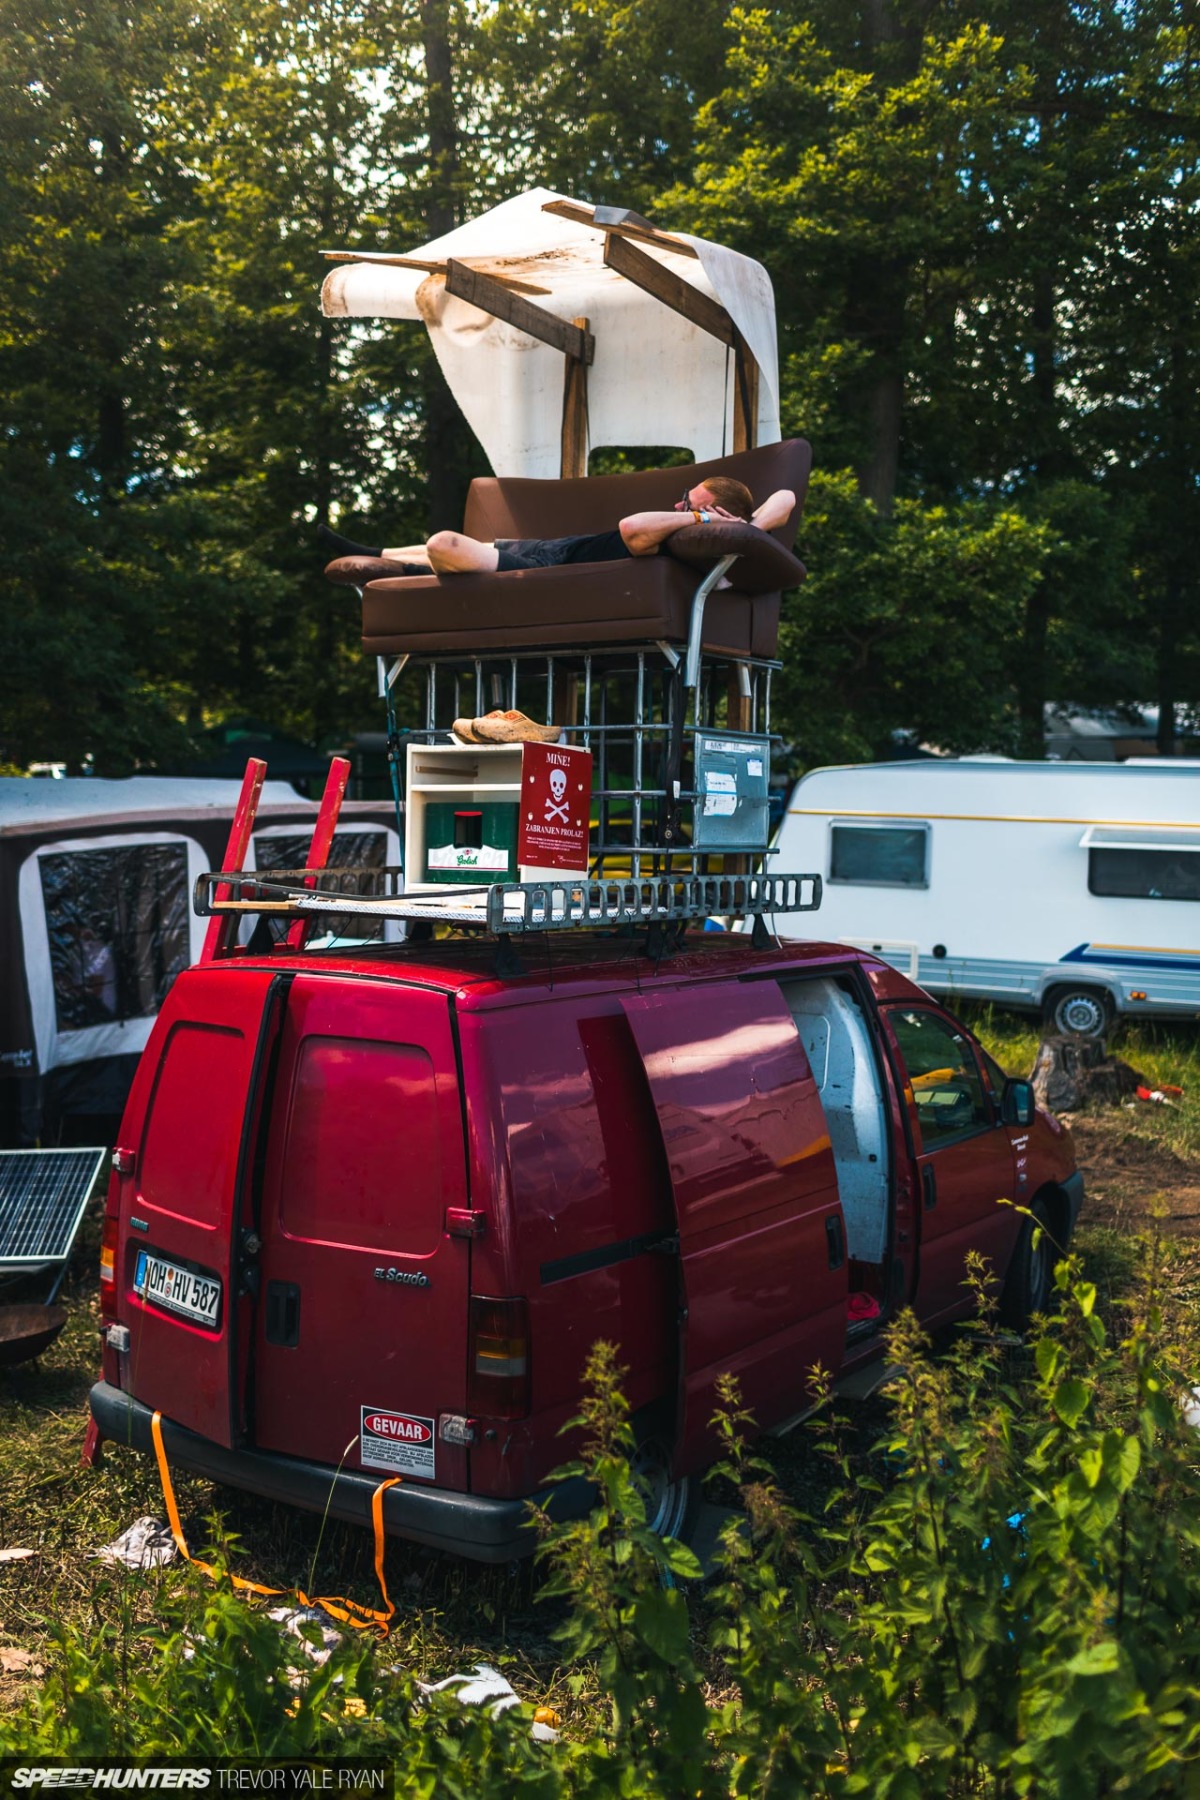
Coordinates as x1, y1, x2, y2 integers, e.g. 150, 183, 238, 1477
544, 766, 570, 824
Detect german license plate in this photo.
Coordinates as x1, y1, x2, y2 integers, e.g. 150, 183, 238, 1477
135, 1251, 221, 1327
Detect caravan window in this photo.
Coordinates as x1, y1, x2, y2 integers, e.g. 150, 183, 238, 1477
830, 823, 929, 888
40, 844, 189, 1032
1088, 848, 1200, 903
255, 830, 389, 940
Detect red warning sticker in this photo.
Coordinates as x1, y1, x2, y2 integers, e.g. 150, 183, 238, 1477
360, 1406, 436, 1478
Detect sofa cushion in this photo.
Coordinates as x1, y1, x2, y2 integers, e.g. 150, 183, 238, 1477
462, 438, 812, 547
361, 554, 781, 659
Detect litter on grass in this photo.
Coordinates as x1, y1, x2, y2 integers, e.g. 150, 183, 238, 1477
267, 1605, 343, 1667
0, 1548, 35, 1563
417, 1664, 560, 1742
93, 1517, 178, 1570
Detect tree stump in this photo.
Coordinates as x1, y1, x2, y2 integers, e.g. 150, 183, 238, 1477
1030, 1034, 1144, 1112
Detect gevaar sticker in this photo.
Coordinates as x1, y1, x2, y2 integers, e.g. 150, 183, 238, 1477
360, 1406, 436, 1479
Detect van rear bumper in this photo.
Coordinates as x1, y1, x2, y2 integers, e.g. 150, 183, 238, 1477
89, 1382, 589, 1564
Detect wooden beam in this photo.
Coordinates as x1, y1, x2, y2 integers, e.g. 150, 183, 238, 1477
602, 232, 734, 346
444, 259, 594, 363
540, 198, 700, 259
321, 251, 551, 296
561, 316, 589, 478
732, 327, 760, 452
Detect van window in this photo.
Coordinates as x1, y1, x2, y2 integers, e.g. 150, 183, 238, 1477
1088, 847, 1200, 902
277, 1037, 442, 1254
40, 844, 189, 1031
888, 1008, 991, 1149
830, 823, 929, 888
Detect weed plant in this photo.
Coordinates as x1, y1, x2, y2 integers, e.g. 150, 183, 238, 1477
7, 1237, 1200, 1796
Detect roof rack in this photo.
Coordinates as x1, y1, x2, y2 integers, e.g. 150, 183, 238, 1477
193, 867, 821, 936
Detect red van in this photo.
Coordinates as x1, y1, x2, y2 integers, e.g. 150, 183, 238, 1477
88, 931, 1081, 1561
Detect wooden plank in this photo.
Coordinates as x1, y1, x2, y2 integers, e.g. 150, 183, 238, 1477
445, 260, 595, 363
602, 232, 733, 345
199, 759, 267, 965
541, 198, 700, 259
321, 251, 551, 296
732, 327, 760, 452
560, 316, 589, 478
285, 757, 352, 951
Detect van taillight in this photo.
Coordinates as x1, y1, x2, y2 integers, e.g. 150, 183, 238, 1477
467, 1296, 530, 1418
99, 1215, 119, 1321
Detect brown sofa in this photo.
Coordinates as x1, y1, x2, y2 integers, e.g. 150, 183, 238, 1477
326, 438, 811, 661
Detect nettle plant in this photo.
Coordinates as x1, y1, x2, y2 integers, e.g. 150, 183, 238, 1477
12, 1236, 1200, 1797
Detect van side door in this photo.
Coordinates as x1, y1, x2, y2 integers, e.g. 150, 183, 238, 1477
882, 1004, 1016, 1322
621, 979, 847, 1474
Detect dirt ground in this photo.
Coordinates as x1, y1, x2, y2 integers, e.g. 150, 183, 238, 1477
1067, 1110, 1200, 1238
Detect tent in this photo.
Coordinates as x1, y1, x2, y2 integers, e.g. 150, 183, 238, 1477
0, 779, 399, 1145
321, 188, 780, 479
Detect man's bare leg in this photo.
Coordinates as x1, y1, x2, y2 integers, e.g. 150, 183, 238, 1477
380, 543, 433, 568
426, 530, 501, 574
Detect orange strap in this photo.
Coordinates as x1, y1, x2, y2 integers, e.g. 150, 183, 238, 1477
150, 1410, 399, 1635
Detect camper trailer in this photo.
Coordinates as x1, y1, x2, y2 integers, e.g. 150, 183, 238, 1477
771, 760, 1200, 1035
0, 778, 399, 1146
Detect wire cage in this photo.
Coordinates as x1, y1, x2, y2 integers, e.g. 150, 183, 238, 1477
377, 641, 781, 880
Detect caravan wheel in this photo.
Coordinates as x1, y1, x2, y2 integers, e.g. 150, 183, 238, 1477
1045, 987, 1111, 1039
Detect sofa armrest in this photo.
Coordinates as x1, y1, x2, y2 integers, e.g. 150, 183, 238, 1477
667, 523, 806, 593
325, 555, 401, 587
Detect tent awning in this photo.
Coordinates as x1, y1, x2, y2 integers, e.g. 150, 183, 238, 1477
321, 188, 780, 479
1079, 825, 1200, 852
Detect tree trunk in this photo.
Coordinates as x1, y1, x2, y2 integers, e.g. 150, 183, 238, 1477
857, 365, 904, 514
850, 1, 934, 515
421, 0, 473, 530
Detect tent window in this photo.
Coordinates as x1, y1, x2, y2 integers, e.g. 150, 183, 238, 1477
830, 824, 929, 888
255, 830, 388, 939
1088, 847, 1200, 902
40, 845, 189, 1032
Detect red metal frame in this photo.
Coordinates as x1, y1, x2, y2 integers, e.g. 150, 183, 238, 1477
199, 759, 268, 965
285, 757, 351, 951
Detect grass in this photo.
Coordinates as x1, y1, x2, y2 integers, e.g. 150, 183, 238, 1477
962, 1002, 1200, 1163
3, 1005, 1199, 1745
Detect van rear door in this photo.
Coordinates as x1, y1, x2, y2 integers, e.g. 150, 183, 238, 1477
621, 980, 848, 1470
123, 969, 288, 1450
251, 976, 472, 1494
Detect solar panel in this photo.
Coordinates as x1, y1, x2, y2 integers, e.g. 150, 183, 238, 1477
0, 1148, 108, 1268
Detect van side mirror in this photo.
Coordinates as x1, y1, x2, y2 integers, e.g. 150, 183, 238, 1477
1001, 1079, 1036, 1127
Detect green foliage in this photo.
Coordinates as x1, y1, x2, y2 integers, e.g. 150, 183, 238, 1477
3, 0, 1200, 768
12, 1256, 1200, 1794
779, 468, 1051, 762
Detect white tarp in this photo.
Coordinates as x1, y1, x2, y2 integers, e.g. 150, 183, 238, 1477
321, 188, 780, 479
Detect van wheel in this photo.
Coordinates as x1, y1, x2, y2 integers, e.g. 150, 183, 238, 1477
1045, 987, 1111, 1039
999, 1196, 1055, 1330
633, 1437, 697, 1544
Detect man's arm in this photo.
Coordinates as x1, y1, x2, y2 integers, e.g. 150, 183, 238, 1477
619, 509, 717, 556
620, 487, 798, 555
750, 488, 796, 531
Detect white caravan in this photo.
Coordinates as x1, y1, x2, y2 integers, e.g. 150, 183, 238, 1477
770, 760, 1200, 1035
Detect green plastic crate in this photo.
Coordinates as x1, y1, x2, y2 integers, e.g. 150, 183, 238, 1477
425, 800, 519, 885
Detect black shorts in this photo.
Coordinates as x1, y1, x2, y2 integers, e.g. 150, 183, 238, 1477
494, 529, 632, 571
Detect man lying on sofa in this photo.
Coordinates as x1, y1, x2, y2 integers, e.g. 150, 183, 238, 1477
320, 476, 797, 575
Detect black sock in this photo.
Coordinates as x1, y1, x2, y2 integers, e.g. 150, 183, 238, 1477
319, 523, 384, 559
